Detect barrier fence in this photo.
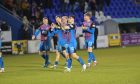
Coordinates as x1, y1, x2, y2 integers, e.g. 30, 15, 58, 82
1, 33, 140, 54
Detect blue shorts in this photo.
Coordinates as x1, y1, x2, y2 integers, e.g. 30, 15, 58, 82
73, 42, 77, 49
66, 44, 76, 54
56, 45, 66, 52
85, 41, 94, 48
56, 41, 66, 52
39, 41, 50, 51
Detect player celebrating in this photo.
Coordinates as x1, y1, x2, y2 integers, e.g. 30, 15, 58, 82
67, 15, 77, 49
50, 16, 67, 69
0, 28, 4, 73
82, 12, 97, 67
64, 16, 86, 72
32, 17, 51, 68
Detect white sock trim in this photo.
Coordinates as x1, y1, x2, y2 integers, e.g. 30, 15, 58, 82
1, 68, 4, 71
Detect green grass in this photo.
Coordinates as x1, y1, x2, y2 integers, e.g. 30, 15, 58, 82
0, 46, 140, 84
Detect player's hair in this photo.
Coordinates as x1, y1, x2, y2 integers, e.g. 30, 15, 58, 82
69, 15, 75, 19
43, 17, 52, 25
43, 17, 48, 19
62, 16, 68, 19
84, 12, 92, 17
55, 15, 61, 18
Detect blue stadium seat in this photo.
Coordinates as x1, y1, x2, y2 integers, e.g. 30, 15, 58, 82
103, 0, 140, 18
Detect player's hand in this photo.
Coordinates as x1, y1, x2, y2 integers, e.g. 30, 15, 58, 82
32, 35, 35, 40
82, 25, 86, 30
65, 26, 70, 30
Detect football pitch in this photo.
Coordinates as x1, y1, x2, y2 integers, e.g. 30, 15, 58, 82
0, 46, 140, 84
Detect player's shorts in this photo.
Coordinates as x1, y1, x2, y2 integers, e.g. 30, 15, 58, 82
66, 44, 76, 54
39, 41, 50, 51
85, 41, 94, 48
73, 42, 77, 49
56, 45, 66, 52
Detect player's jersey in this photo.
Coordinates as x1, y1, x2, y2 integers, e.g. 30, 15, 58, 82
52, 28, 67, 47
66, 24, 77, 48
34, 24, 51, 41
34, 24, 52, 51
82, 21, 95, 42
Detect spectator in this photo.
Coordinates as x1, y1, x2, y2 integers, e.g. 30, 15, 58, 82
61, 0, 70, 13
73, 0, 80, 11
4, 0, 14, 11
13, 0, 23, 17
105, 0, 111, 7
69, 0, 76, 12
36, 7, 43, 21
31, 1, 37, 18
23, 16, 29, 28
96, 0, 104, 12
84, 0, 89, 13
78, 0, 86, 11
22, 16, 30, 40
20, 0, 30, 18
89, 0, 96, 16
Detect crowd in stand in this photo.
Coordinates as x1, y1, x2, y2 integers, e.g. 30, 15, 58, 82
0, 0, 111, 39
1, 0, 111, 28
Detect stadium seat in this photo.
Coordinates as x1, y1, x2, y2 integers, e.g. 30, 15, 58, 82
103, 0, 140, 18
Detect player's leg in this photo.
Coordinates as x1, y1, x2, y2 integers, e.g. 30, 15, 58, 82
44, 40, 51, 67
55, 50, 60, 66
71, 53, 86, 72
50, 45, 67, 69
68, 46, 86, 72
87, 41, 96, 67
39, 42, 46, 60
65, 56, 71, 72
50, 50, 60, 69
54, 46, 67, 66
44, 50, 50, 67
64, 46, 72, 72
39, 41, 50, 67
0, 52, 4, 72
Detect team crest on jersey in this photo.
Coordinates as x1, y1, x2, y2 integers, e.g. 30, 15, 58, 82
41, 30, 48, 36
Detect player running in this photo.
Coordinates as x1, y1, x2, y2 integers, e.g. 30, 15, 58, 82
82, 12, 97, 68
64, 16, 86, 72
32, 17, 52, 68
